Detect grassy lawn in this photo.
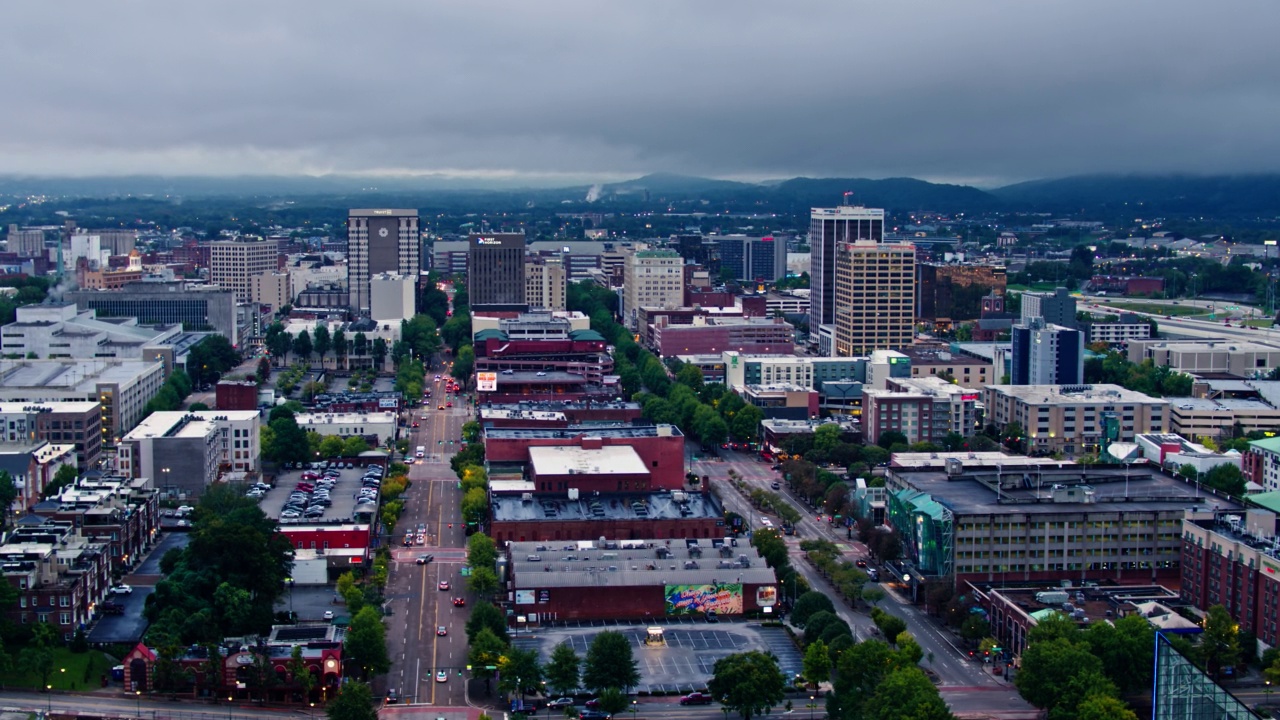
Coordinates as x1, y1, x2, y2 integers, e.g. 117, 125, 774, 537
1242, 318, 1275, 328
1007, 283, 1059, 292
10, 647, 117, 691
1102, 301, 1207, 317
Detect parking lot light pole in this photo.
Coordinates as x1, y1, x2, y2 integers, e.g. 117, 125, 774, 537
631, 700, 638, 720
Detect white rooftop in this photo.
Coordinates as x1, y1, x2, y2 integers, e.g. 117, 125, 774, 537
528, 445, 647, 476
0, 401, 101, 414
0, 359, 163, 390
986, 384, 1168, 405
123, 410, 260, 440
295, 411, 396, 425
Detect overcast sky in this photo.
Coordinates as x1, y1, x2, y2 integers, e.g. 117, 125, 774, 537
2, 1, 1278, 186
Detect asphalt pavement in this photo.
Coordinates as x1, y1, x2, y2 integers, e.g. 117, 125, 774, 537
382, 371, 472, 708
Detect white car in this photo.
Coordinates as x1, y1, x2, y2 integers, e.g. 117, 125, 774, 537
436, 670, 447, 683
176, 505, 194, 514
323, 610, 334, 620
110, 585, 133, 595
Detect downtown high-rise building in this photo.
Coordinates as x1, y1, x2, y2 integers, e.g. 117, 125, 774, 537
622, 247, 683, 329
833, 239, 915, 357
210, 237, 279, 304
809, 206, 885, 341
347, 209, 420, 315
467, 233, 527, 310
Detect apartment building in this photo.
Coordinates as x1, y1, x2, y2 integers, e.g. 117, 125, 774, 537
0, 359, 167, 443
0, 521, 114, 641
1010, 319, 1084, 386
983, 384, 1169, 455
118, 410, 260, 496
0, 401, 103, 471
863, 376, 980, 445
251, 271, 294, 312
1020, 287, 1077, 329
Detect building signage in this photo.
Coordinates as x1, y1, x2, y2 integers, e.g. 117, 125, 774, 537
539, 589, 550, 603
756, 586, 778, 607
515, 590, 535, 605
475, 237, 503, 245
477, 372, 498, 392
961, 394, 979, 402
665, 584, 743, 615
378, 398, 399, 409
1265, 558, 1280, 576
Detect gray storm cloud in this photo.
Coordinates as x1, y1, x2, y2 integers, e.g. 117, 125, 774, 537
0, 0, 1278, 184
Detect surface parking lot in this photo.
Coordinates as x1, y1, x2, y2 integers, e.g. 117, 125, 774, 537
513, 621, 803, 693
256, 462, 384, 524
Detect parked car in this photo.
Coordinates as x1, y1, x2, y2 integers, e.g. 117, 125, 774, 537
578, 711, 612, 719
547, 698, 575, 709
679, 692, 715, 706
385, 689, 399, 704
110, 585, 133, 595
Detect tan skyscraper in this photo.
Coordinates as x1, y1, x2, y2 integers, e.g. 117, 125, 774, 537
210, 237, 278, 303
833, 240, 916, 356
622, 247, 683, 329
525, 256, 566, 311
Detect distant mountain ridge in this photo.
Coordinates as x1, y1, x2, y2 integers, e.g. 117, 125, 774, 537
2, 172, 1280, 216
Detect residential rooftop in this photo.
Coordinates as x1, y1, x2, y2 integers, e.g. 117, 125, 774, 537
985, 383, 1168, 405
529, 445, 648, 476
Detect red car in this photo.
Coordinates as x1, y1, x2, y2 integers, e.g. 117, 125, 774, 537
445, 402, 453, 408
411, 422, 420, 428
679, 693, 714, 706
452, 597, 466, 607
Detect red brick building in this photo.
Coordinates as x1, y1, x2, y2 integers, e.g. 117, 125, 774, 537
484, 424, 686, 492
0, 522, 113, 642
650, 317, 794, 358
479, 401, 643, 429
216, 381, 260, 411
507, 538, 777, 621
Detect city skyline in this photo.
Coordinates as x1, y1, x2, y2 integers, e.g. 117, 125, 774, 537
0, 1, 1277, 184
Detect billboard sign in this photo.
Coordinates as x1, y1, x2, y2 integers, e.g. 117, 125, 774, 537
756, 586, 778, 607
515, 590, 535, 605
477, 372, 498, 392
665, 584, 743, 615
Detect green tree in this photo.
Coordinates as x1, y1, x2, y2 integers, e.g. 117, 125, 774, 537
344, 606, 391, 679
326, 681, 379, 720
453, 345, 474, 381
595, 687, 630, 716
333, 328, 347, 364
1200, 604, 1241, 680
1076, 695, 1139, 720
292, 330, 313, 360
545, 642, 581, 696
212, 582, 254, 635
675, 363, 704, 391
863, 667, 953, 720
730, 404, 765, 443
401, 314, 443, 360
792, 592, 835, 628
319, 435, 345, 459
707, 651, 787, 720
420, 283, 450, 326
467, 628, 507, 685
465, 601, 509, 644
1084, 613, 1154, 694
461, 486, 489, 525
803, 640, 831, 688
288, 644, 317, 700
372, 338, 388, 368
313, 325, 332, 363
353, 332, 368, 357
40, 464, 79, 501
20, 622, 56, 689
342, 436, 369, 457
467, 532, 498, 572
498, 647, 543, 697
813, 424, 842, 453
871, 608, 907, 644
467, 565, 499, 596
1016, 637, 1115, 718
462, 420, 482, 444
583, 631, 640, 693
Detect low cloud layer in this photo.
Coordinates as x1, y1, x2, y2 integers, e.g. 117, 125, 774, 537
1, 1, 1277, 185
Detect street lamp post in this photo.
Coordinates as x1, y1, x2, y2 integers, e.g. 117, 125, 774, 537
227, 695, 234, 720
135, 690, 142, 718
809, 695, 815, 720
631, 700, 638, 720
46, 684, 52, 715
1267, 680, 1273, 708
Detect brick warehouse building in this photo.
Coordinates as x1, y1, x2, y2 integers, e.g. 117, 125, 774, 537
490, 491, 724, 544
505, 537, 777, 621
484, 424, 686, 492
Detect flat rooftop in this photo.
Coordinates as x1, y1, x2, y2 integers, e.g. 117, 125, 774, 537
509, 537, 775, 590
901, 347, 990, 366
889, 452, 1065, 470
294, 411, 396, 425
492, 491, 721, 523
123, 410, 259, 440
1168, 398, 1279, 412
0, 401, 101, 414
0, 359, 161, 390
529, 445, 647, 476
890, 465, 1245, 516
985, 584, 1189, 631
480, 400, 640, 412
480, 409, 567, 422
486, 424, 682, 440
985, 383, 1168, 405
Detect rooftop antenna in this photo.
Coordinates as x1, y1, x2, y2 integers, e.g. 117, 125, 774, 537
842, 191, 854, 206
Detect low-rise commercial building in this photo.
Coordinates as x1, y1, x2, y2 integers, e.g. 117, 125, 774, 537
478, 400, 642, 429
1, 304, 183, 361
506, 537, 778, 622
293, 411, 397, 447
902, 346, 991, 387
650, 317, 795, 357
1086, 314, 1153, 345
983, 384, 1169, 455
1167, 398, 1280, 440
1128, 339, 1280, 377
485, 424, 685, 492
490, 491, 725, 544
369, 272, 415, 323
